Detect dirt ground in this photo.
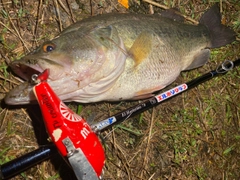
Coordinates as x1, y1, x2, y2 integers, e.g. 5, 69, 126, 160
0, 0, 239, 179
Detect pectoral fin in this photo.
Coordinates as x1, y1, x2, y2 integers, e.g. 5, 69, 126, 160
128, 32, 153, 66
133, 85, 164, 100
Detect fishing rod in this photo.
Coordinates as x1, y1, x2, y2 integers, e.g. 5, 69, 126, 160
91, 59, 240, 132
0, 58, 239, 179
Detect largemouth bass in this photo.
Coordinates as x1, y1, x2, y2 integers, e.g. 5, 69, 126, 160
5, 4, 235, 105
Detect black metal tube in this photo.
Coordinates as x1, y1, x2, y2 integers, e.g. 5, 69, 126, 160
0, 144, 57, 180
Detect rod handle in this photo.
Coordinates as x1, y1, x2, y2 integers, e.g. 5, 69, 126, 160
0, 144, 57, 180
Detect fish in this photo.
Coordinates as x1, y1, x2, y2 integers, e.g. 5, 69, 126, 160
5, 4, 236, 105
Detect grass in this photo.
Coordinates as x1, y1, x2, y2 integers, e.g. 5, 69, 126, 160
0, 0, 239, 180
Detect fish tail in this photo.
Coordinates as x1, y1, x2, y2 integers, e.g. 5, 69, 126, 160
200, 4, 236, 48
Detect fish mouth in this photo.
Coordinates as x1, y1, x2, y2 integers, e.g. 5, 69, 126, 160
4, 62, 45, 105
4, 58, 48, 104
10, 61, 46, 82
5, 58, 65, 105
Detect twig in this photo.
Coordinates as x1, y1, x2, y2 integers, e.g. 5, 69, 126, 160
7, 17, 30, 52
57, 0, 71, 16
0, 109, 8, 130
142, 0, 199, 24
148, 173, 156, 180
66, 0, 76, 22
90, 0, 94, 16
0, 21, 29, 51
220, 0, 222, 13
33, 0, 43, 47
21, 108, 33, 128
58, 0, 75, 23
140, 108, 155, 179
143, 0, 169, 10
0, 49, 11, 65
53, 0, 63, 31
114, 142, 131, 179
149, 4, 154, 14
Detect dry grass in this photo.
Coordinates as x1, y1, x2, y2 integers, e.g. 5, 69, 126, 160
0, 0, 239, 179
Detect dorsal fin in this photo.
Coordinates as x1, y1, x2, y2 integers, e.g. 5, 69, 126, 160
160, 8, 185, 22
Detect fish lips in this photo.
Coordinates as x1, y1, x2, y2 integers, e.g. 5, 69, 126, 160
4, 81, 36, 105
5, 59, 46, 105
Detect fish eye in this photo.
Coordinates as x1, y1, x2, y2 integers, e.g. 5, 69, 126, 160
42, 43, 56, 53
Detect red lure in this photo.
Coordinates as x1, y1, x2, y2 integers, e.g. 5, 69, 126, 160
32, 70, 105, 178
